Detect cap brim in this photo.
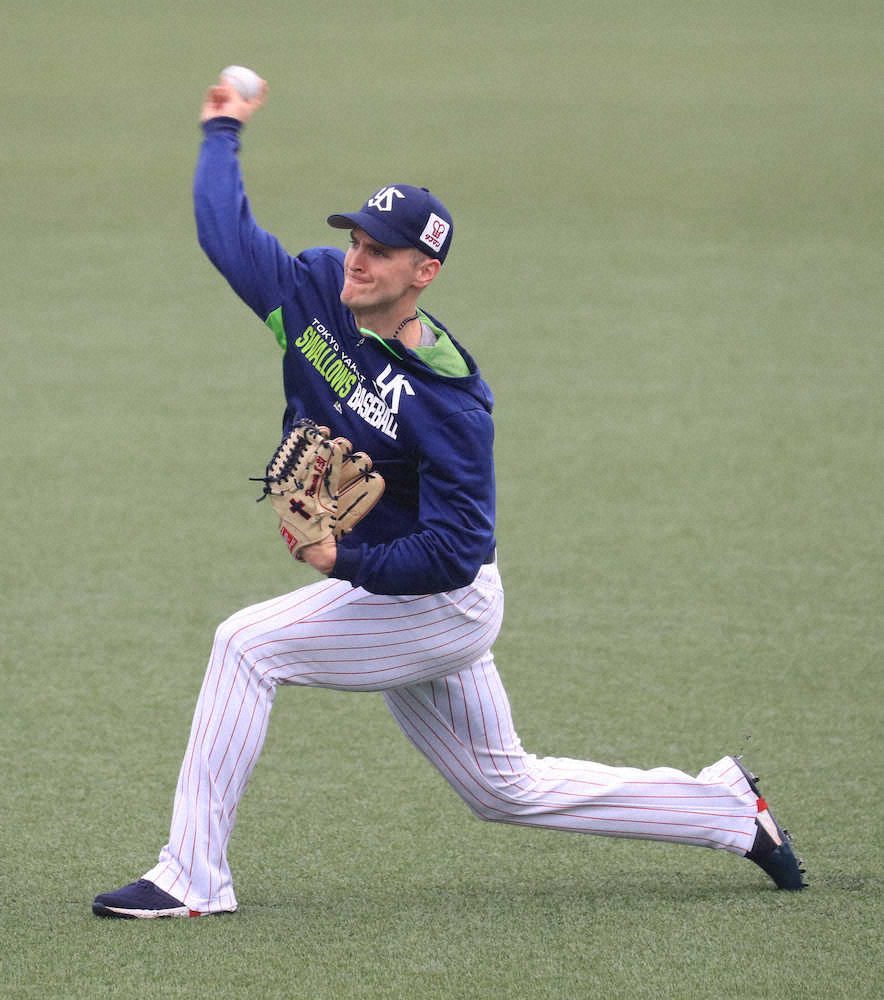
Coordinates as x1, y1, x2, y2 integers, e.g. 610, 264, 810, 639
326, 212, 360, 230
326, 211, 413, 248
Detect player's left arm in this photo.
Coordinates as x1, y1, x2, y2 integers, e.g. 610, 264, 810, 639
329, 407, 495, 594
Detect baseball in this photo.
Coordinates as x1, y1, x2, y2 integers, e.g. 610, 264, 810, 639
220, 65, 263, 101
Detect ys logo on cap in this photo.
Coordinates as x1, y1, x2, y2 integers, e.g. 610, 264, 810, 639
420, 213, 450, 253
367, 186, 405, 212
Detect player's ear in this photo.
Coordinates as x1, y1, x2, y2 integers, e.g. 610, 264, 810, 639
412, 255, 441, 291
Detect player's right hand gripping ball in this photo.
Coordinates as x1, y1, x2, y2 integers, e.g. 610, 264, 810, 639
254, 420, 385, 558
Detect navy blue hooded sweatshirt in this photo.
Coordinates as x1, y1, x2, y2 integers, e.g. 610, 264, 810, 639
194, 118, 496, 596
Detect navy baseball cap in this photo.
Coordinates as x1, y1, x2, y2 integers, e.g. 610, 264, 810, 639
327, 184, 454, 263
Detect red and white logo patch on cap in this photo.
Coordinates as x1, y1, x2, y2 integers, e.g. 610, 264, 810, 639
419, 213, 451, 255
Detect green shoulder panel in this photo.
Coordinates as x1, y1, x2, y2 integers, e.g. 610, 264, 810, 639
265, 306, 287, 350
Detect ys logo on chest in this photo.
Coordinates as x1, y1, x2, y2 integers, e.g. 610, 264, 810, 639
374, 365, 415, 414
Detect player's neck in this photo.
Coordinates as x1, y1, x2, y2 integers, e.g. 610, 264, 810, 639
352, 305, 422, 348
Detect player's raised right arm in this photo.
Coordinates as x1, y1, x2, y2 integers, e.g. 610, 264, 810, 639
194, 78, 295, 322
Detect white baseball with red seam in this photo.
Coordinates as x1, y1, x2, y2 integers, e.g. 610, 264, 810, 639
220, 65, 263, 100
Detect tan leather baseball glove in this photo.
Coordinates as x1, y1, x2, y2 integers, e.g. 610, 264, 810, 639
253, 420, 385, 558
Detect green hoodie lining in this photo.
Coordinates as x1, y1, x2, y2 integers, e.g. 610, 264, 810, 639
360, 311, 470, 377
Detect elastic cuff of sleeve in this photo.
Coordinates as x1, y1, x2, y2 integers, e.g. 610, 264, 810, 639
330, 543, 362, 584
201, 116, 244, 135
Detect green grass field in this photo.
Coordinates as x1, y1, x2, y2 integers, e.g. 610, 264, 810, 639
2, 1, 883, 997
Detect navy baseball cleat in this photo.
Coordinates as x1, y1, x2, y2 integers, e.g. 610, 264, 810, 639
92, 879, 229, 918
733, 756, 807, 891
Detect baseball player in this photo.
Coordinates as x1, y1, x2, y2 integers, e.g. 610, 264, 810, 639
92, 77, 805, 919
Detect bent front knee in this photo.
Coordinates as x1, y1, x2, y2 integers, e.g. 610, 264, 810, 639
457, 775, 538, 824
210, 612, 264, 673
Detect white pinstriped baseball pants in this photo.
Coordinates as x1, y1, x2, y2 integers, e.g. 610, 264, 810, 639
144, 563, 759, 912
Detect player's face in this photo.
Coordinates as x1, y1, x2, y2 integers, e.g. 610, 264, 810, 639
340, 228, 426, 314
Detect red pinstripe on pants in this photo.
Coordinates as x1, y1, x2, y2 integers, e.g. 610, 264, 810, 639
143, 563, 758, 912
